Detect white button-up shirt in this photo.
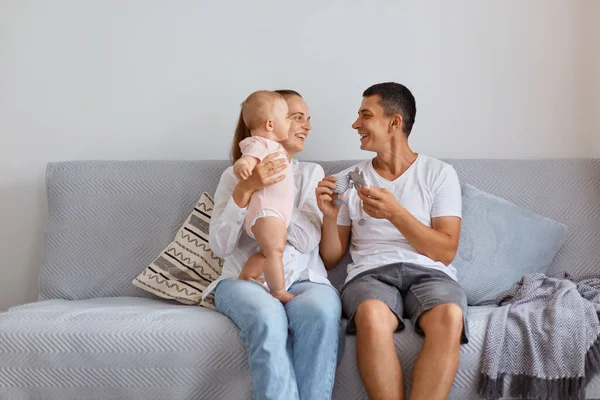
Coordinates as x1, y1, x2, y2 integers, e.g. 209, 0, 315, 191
203, 159, 332, 298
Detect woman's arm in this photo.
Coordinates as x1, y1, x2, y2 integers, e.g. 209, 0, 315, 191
286, 164, 325, 254
209, 170, 248, 258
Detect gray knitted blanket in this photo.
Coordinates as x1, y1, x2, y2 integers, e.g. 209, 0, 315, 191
479, 273, 600, 400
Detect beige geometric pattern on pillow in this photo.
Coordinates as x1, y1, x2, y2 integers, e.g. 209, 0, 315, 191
133, 192, 223, 309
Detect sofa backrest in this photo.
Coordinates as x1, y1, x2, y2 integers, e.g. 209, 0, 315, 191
39, 159, 600, 301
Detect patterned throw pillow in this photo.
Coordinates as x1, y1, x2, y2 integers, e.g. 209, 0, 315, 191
133, 192, 223, 309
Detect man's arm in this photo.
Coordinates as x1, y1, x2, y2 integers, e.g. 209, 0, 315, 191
390, 211, 460, 265
358, 186, 461, 265
320, 218, 351, 269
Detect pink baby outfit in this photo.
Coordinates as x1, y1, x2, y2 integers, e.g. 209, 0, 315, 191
239, 136, 294, 237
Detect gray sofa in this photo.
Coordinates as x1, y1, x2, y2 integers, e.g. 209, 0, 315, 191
1, 159, 599, 400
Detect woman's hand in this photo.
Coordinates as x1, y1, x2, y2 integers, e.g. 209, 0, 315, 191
233, 153, 288, 208
316, 176, 342, 221
244, 153, 288, 192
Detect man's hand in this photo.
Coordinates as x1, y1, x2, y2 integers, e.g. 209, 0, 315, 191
357, 186, 403, 220
316, 176, 342, 221
358, 186, 461, 265
317, 176, 351, 270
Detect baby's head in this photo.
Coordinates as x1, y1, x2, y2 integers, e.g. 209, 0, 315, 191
242, 91, 290, 142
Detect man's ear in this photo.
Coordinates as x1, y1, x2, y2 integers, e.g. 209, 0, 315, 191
265, 118, 274, 131
390, 114, 403, 133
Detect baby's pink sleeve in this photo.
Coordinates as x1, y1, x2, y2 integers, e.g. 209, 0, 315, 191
239, 137, 271, 161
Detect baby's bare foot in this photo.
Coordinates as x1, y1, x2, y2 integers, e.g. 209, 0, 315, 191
272, 290, 295, 304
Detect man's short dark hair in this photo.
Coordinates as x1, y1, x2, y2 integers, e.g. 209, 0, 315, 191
363, 82, 416, 137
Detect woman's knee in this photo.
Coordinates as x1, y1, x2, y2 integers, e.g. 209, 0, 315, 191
235, 305, 290, 350
215, 280, 287, 332
303, 301, 341, 328
251, 304, 288, 330
287, 286, 341, 330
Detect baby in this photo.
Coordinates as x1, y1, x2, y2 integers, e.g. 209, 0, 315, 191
233, 91, 295, 303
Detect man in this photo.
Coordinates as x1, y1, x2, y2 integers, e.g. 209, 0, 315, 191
317, 82, 468, 400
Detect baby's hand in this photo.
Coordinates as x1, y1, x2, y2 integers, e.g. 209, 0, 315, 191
234, 163, 253, 180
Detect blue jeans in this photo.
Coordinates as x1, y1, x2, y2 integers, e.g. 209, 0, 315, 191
215, 279, 343, 400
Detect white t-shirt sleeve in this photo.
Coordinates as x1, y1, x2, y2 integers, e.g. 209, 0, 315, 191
336, 198, 352, 226
431, 165, 462, 219
208, 168, 247, 258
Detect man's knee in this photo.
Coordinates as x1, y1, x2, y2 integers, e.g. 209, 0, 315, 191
420, 303, 463, 337
354, 300, 398, 334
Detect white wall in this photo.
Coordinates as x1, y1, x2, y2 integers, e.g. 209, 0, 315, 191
580, 0, 600, 157
590, 1, 600, 156
595, 34, 600, 157
0, 0, 595, 311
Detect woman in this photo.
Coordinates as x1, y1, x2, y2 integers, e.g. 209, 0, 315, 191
205, 90, 343, 400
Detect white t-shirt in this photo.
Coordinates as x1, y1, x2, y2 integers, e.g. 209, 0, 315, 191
337, 154, 462, 283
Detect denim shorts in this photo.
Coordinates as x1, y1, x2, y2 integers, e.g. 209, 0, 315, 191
341, 262, 469, 343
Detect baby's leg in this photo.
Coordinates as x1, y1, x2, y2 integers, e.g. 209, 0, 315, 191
251, 217, 294, 303
239, 252, 266, 281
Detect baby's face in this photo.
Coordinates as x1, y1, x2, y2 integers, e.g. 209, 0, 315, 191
272, 99, 291, 141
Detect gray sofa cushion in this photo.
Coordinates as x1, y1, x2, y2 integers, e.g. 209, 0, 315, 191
40, 161, 230, 301
39, 159, 600, 301
3, 298, 600, 399
454, 184, 567, 305
0, 297, 251, 399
